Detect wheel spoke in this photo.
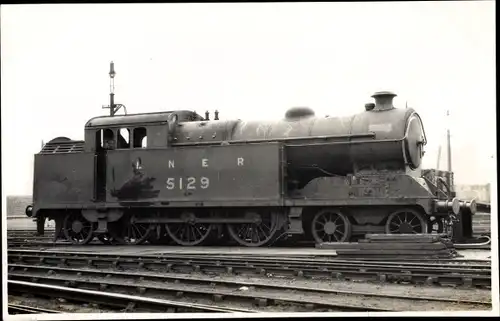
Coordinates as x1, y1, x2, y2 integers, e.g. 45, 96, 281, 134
315, 219, 325, 226
262, 223, 271, 233
194, 226, 203, 238
244, 226, 251, 240
255, 227, 261, 243
257, 225, 267, 240
132, 225, 140, 239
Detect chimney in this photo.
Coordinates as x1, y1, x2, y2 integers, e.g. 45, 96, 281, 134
371, 91, 397, 111
205, 111, 210, 120
214, 110, 219, 120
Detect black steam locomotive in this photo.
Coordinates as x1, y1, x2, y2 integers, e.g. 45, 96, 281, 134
26, 91, 478, 246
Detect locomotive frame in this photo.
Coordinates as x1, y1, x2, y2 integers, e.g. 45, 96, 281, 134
26, 91, 478, 247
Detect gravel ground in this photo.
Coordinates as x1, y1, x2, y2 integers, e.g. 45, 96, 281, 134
182, 270, 493, 303
11, 266, 492, 313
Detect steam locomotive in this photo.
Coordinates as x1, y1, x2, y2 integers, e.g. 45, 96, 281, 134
26, 91, 478, 246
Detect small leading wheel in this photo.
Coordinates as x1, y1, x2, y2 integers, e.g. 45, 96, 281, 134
428, 216, 445, 234
385, 208, 428, 234
63, 212, 95, 245
311, 209, 352, 244
227, 211, 279, 247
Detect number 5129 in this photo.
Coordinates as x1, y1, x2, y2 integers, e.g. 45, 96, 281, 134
166, 177, 210, 190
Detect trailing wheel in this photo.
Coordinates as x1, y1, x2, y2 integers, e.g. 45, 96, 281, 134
226, 210, 279, 247
311, 209, 352, 244
63, 212, 95, 245
165, 212, 213, 246
428, 216, 445, 234
385, 208, 428, 234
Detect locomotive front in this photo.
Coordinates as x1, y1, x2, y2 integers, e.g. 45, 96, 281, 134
174, 90, 476, 240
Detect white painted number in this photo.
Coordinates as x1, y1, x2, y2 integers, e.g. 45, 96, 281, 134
200, 177, 209, 189
187, 177, 196, 190
166, 178, 175, 190
166, 177, 210, 190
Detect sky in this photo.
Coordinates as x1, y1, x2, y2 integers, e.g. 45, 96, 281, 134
1, 2, 496, 196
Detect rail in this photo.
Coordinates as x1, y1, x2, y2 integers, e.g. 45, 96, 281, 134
8, 249, 491, 288
8, 280, 257, 313
8, 304, 61, 314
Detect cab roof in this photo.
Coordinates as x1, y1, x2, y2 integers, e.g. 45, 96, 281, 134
85, 110, 204, 128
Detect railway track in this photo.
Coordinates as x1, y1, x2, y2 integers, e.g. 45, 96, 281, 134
7, 229, 492, 251
8, 280, 257, 313
8, 264, 491, 312
8, 303, 61, 314
7, 239, 492, 251
8, 249, 491, 288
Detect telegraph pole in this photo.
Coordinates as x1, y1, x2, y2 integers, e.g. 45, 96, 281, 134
446, 110, 452, 174
102, 61, 127, 116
